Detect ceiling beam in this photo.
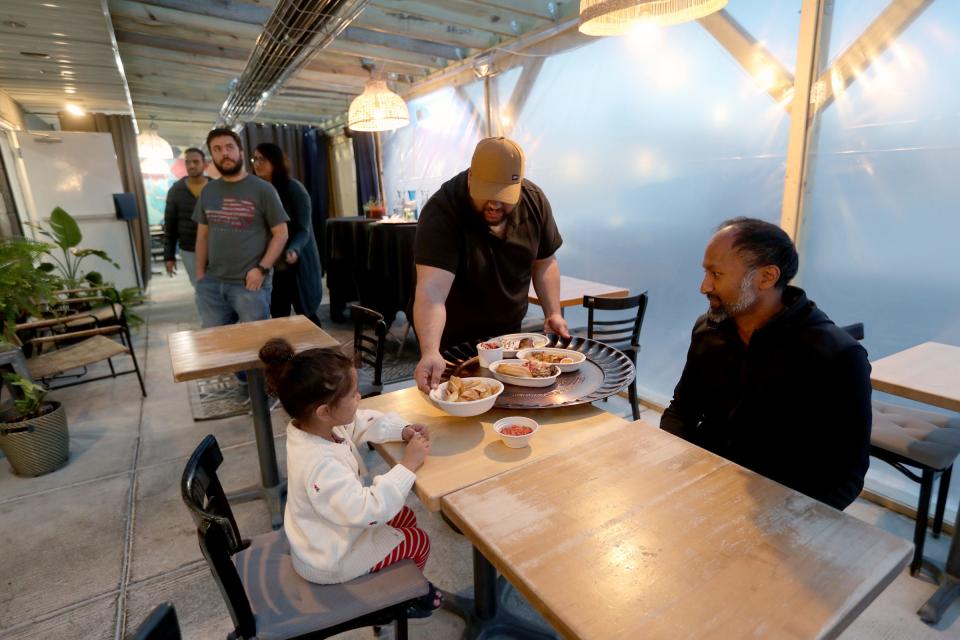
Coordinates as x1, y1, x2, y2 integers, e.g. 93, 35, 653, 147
115, 30, 423, 79
369, 1, 535, 38
353, 5, 496, 50
698, 9, 795, 108
464, 0, 568, 21
111, 1, 450, 68
813, 0, 933, 113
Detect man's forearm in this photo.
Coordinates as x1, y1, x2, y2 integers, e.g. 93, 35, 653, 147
195, 227, 208, 276
413, 294, 446, 354
531, 256, 562, 317
260, 231, 288, 269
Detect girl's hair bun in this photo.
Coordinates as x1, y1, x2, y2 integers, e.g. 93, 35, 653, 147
259, 338, 295, 367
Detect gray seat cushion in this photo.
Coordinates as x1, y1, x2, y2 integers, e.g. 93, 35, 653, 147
871, 401, 960, 470
234, 529, 428, 640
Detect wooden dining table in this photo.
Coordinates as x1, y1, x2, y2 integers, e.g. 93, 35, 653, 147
443, 423, 913, 640
168, 315, 339, 528
870, 341, 960, 624
528, 275, 629, 310
361, 386, 632, 637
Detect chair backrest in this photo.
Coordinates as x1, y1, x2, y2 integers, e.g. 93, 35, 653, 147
350, 304, 387, 387
583, 292, 649, 357
180, 435, 257, 639
840, 322, 864, 341
130, 602, 181, 640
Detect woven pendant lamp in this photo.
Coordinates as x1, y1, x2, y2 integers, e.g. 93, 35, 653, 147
347, 78, 410, 132
579, 0, 728, 35
136, 119, 173, 160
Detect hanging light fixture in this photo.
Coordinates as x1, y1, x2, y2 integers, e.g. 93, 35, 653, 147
136, 119, 173, 160
347, 64, 409, 132
579, 0, 728, 35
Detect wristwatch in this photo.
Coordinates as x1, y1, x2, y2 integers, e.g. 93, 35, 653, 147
256, 265, 269, 275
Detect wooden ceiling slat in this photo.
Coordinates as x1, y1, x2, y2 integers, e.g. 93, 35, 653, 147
369, 0, 539, 38
353, 6, 495, 50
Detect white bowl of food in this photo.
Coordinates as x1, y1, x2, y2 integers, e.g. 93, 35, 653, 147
495, 333, 550, 358
489, 359, 561, 388
493, 416, 539, 448
428, 376, 504, 417
476, 340, 504, 368
516, 347, 586, 373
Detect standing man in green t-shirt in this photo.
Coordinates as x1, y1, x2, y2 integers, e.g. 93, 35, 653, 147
193, 128, 289, 328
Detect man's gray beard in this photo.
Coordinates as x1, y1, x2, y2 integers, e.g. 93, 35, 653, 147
707, 269, 757, 322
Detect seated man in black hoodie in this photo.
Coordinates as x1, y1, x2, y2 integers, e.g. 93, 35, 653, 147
660, 218, 871, 510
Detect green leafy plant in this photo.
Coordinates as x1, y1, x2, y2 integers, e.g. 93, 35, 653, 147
0, 237, 61, 342
2, 373, 49, 421
106, 286, 148, 329
33, 207, 119, 287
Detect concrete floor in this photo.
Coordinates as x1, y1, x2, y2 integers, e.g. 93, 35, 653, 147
0, 269, 958, 639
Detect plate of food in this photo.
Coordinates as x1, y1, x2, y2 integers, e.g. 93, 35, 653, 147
489, 359, 561, 388
428, 376, 504, 416
516, 347, 586, 373
494, 333, 550, 358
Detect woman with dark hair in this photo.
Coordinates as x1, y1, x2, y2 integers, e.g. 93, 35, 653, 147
252, 142, 323, 325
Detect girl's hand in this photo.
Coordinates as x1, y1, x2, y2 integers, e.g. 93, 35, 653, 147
400, 433, 431, 472
402, 423, 430, 442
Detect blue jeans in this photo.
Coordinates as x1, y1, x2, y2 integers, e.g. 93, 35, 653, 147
195, 274, 272, 329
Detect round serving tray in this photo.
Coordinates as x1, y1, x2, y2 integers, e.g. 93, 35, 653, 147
441, 336, 635, 409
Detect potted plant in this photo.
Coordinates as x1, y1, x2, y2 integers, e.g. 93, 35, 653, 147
0, 237, 60, 343
0, 373, 69, 476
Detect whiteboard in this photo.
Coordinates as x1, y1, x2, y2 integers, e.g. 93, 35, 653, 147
14, 131, 139, 290
15, 131, 123, 220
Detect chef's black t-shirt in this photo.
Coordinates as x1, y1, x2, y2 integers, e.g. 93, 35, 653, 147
414, 170, 562, 349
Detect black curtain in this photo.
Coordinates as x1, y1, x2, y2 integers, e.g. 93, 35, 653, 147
350, 130, 379, 208
241, 123, 334, 276
303, 128, 330, 275
240, 123, 307, 180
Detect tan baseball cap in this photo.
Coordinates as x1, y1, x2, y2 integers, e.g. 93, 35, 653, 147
469, 137, 525, 204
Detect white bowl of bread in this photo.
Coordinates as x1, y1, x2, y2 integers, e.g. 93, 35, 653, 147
489, 359, 561, 388
516, 347, 586, 373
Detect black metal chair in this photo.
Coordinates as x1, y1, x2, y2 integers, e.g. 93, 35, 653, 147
583, 292, 648, 421
130, 602, 181, 640
181, 435, 429, 640
350, 304, 387, 399
840, 323, 960, 575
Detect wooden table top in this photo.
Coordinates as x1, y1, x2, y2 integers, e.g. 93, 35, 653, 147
443, 425, 912, 640
361, 386, 631, 511
168, 315, 340, 382
870, 342, 960, 412
529, 275, 629, 308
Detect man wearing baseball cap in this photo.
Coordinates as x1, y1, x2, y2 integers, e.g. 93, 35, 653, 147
413, 137, 570, 391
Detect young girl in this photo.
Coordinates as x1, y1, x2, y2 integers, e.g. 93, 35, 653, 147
259, 338, 442, 613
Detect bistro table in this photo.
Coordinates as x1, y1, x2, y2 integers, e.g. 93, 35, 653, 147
324, 216, 376, 321
443, 423, 913, 640
325, 217, 418, 324
168, 315, 339, 528
361, 386, 631, 637
870, 341, 960, 624
528, 275, 629, 310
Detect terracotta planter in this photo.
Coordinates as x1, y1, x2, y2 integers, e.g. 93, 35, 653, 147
0, 401, 69, 477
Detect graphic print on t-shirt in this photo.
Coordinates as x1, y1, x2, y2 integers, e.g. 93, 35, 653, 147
206, 196, 256, 229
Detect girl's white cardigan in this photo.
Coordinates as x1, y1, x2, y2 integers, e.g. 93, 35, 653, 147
283, 409, 415, 584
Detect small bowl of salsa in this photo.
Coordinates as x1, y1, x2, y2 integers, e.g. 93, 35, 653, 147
493, 416, 539, 449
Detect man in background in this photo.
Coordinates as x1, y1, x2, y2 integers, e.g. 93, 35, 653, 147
163, 147, 208, 286
193, 128, 288, 329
